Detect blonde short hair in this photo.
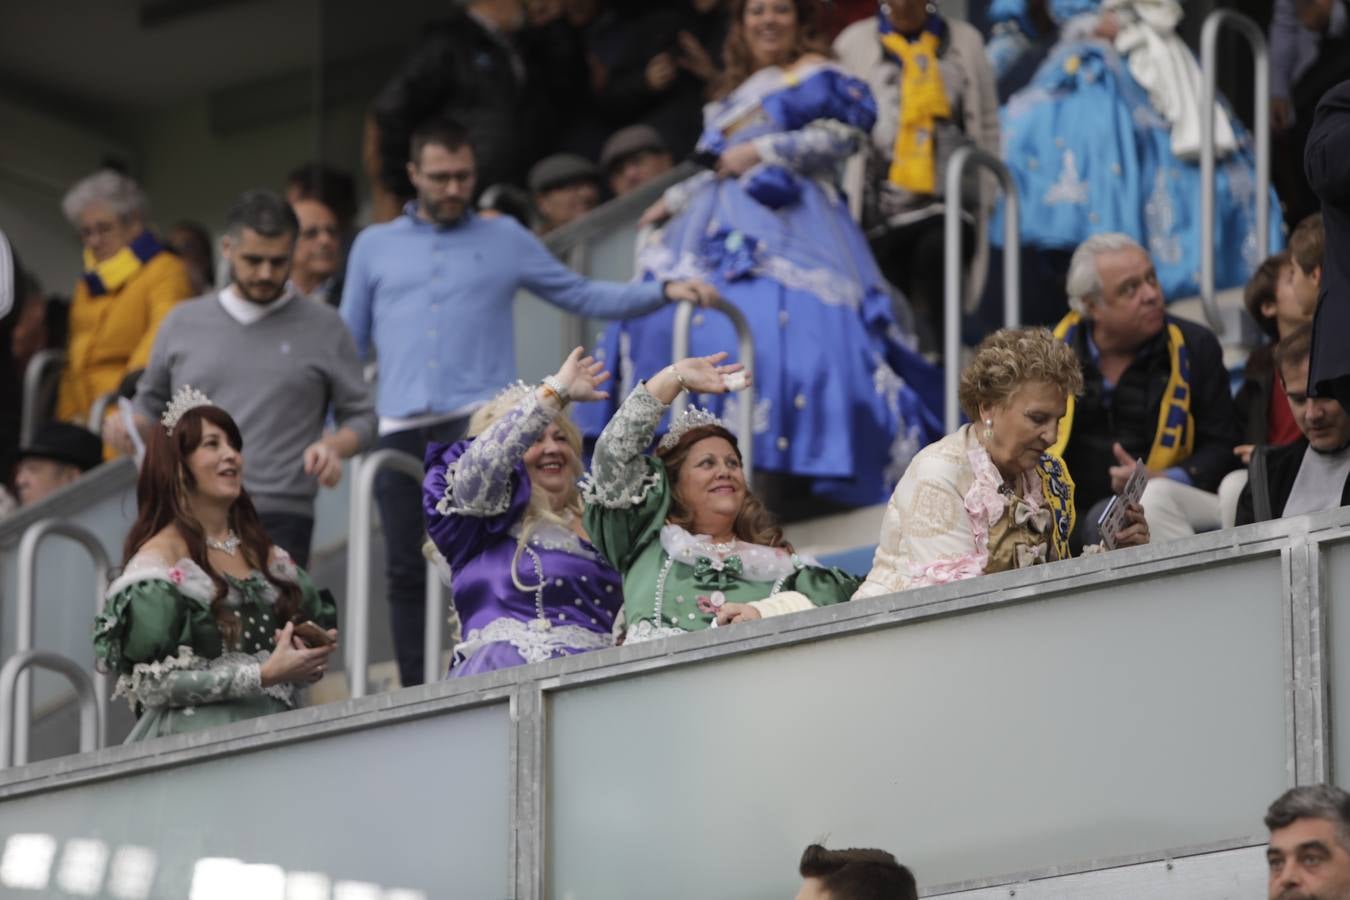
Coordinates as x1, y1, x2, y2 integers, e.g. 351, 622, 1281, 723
958, 327, 1084, 420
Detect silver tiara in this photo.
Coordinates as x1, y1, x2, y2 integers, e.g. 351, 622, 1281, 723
161, 384, 213, 434
658, 406, 725, 451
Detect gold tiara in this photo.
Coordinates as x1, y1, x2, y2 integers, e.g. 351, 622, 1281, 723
161, 384, 213, 434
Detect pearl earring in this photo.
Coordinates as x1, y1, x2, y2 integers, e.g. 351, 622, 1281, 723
880, 1, 892, 15
983, 418, 994, 441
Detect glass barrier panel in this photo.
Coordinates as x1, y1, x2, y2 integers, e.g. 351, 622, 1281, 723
549, 556, 1287, 897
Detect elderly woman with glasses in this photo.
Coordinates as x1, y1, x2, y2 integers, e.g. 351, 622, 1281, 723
854, 327, 1149, 600
56, 170, 193, 432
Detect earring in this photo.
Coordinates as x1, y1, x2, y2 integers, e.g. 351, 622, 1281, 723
879, 1, 892, 15
983, 418, 994, 441
925, 1, 937, 14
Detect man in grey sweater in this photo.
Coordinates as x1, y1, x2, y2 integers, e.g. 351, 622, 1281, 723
108, 190, 375, 566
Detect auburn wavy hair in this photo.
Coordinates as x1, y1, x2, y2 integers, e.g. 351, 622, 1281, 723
122, 405, 302, 643
715, 0, 831, 99
657, 424, 789, 550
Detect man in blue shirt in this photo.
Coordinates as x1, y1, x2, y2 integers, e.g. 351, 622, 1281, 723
341, 116, 717, 686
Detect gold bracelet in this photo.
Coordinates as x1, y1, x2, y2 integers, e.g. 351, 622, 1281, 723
539, 383, 564, 406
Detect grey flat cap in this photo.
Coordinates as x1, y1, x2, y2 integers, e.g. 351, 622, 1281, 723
528, 154, 602, 194
599, 125, 669, 172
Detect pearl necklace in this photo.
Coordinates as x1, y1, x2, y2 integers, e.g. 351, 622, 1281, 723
206, 530, 242, 556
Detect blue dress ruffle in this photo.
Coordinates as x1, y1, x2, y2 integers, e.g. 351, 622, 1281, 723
575, 63, 942, 507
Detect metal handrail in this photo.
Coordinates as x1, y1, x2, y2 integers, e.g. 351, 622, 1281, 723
670, 299, 757, 487
14, 518, 111, 766
1200, 9, 1271, 337
20, 348, 66, 446
0, 651, 104, 769
944, 146, 1021, 432
425, 569, 447, 686
346, 449, 443, 697
87, 390, 119, 436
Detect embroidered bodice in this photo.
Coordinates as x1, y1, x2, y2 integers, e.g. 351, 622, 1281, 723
94, 547, 334, 720
583, 385, 859, 642
854, 425, 1076, 600
423, 390, 622, 672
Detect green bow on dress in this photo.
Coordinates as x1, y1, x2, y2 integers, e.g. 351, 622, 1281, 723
693, 555, 743, 589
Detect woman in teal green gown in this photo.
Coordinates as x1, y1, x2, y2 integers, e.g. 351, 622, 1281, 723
94, 390, 337, 741
583, 354, 859, 643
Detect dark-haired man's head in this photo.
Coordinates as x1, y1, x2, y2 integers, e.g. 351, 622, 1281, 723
1266, 784, 1350, 899
408, 118, 476, 226
222, 190, 298, 305
1277, 324, 1350, 453
796, 844, 917, 900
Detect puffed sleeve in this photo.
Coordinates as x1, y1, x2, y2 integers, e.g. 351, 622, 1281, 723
94, 578, 263, 711
583, 456, 672, 573
424, 439, 532, 573
290, 562, 338, 631
94, 579, 197, 677
581, 385, 671, 572
749, 564, 862, 618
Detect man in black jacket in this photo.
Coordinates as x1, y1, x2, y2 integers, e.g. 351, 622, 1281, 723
1237, 322, 1350, 524
373, 0, 536, 200
1305, 76, 1350, 410
1054, 234, 1239, 547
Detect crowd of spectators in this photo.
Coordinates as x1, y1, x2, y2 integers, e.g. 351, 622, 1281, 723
0, 0, 1345, 806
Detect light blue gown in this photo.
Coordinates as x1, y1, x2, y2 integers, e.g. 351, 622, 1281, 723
990, 12, 1283, 300
576, 61, 942, 507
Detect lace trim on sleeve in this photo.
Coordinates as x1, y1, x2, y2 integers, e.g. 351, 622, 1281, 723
112, 645, 290, 711
435, 390, 554, 518
623, 619, 689, 644
753, 120, 861, 175
580, 386, 666, 510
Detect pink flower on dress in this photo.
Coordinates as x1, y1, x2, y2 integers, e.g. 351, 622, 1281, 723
696, 591, 727, 615
167, 567, 185, 585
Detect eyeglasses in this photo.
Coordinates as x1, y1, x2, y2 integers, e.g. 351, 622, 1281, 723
77, 221, 119, 240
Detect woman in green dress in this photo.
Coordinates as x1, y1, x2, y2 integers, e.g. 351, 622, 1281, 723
583, 353, 859, 643
94, 387, 337, 741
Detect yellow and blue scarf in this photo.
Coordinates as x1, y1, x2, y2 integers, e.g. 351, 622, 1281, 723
82, 230, 163, 297
1035, 452, 1076, 562
1049, 311, 1195, 472
878, 13, 951, 194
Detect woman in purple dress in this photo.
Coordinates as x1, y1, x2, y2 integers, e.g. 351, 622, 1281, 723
423, 348, 622, 677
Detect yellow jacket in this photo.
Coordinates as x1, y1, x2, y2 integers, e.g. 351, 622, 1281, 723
56, 249, 192, 423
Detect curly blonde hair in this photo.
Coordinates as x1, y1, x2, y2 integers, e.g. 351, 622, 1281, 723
958, 327, 1084, 421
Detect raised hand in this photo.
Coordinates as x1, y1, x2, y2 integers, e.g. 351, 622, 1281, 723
551, 346, 611, 404
645, 351, 751, 404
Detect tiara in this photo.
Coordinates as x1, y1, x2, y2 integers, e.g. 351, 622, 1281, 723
161, 384, 214, 434
658, 406, 725, 451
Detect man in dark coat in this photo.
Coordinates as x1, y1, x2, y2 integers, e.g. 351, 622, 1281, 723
1304, 76, 1350, 408
373, 0, 535, 199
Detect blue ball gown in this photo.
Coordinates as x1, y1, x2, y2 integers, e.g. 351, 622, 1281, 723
989, 9, 1283, 301
576, 60, 943, 508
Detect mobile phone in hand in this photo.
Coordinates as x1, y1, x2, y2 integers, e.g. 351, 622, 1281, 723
292, 621, 335, 648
